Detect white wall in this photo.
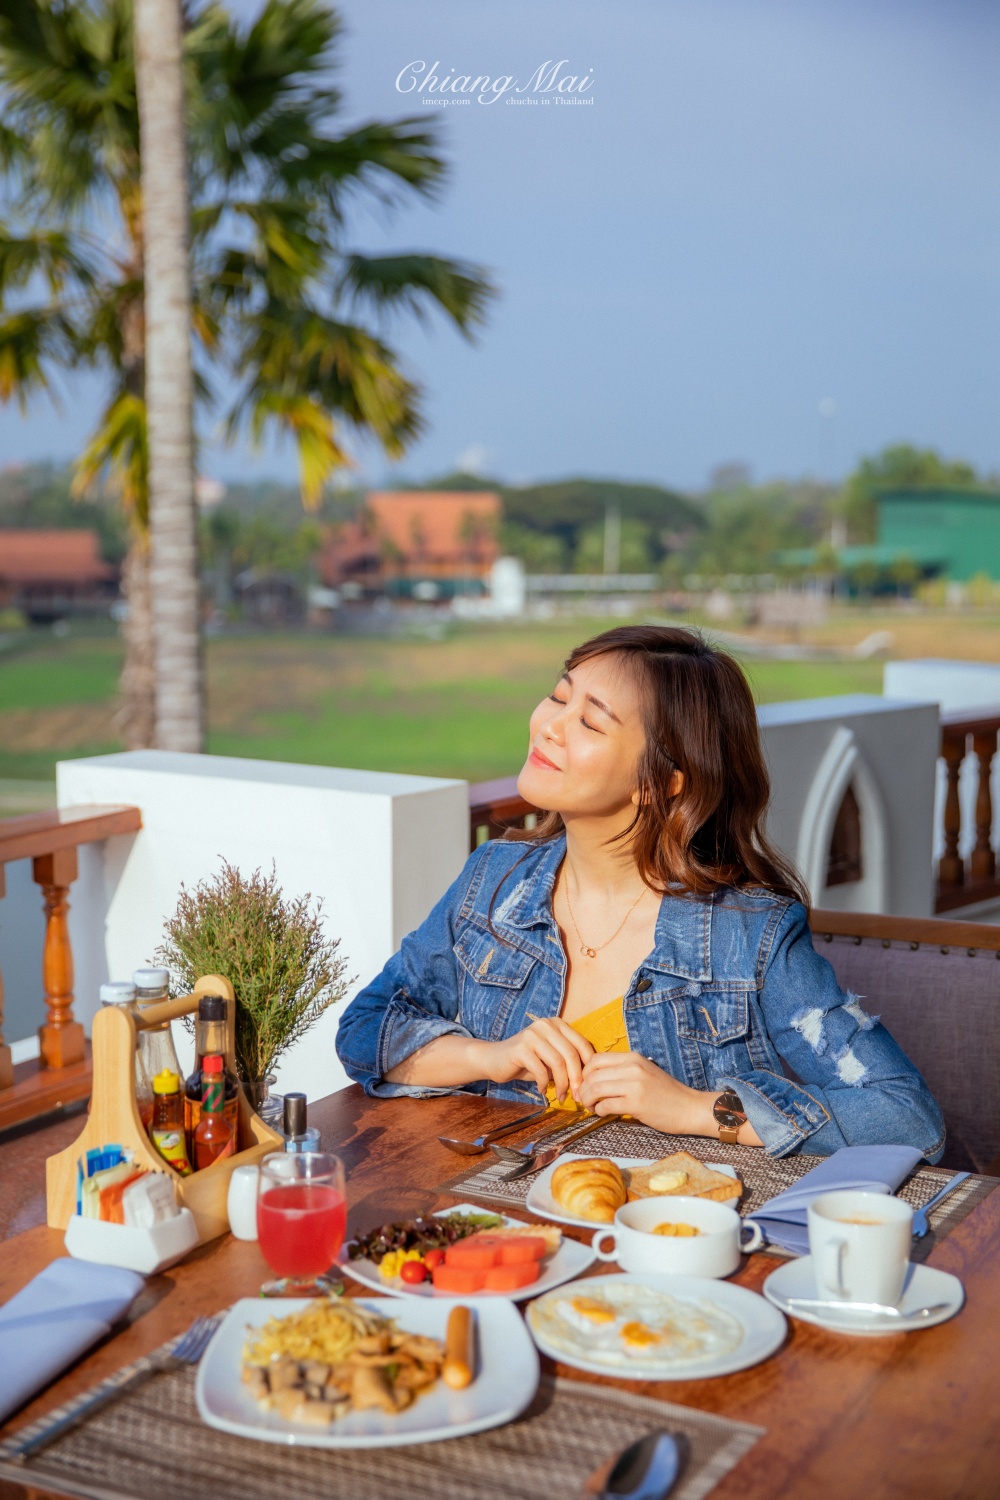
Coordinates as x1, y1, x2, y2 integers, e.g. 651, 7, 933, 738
57, 752, 469, 1104
759, 694, 939, 916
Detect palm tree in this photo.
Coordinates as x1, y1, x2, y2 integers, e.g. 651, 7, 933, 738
0, 0, 493, 745
134, 0, 202, 750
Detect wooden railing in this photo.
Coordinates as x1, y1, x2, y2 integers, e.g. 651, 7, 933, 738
469, 742, 1000, 919
469, 778, 536, 850
936, 708, 1000, 913
0, 803, 142, 1130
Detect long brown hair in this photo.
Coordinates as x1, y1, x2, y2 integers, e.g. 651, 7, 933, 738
512, 624, 807, 903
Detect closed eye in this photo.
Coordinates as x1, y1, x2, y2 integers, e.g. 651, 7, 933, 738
581, 717, 601, 732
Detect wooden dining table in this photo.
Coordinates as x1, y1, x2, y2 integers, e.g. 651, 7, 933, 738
1, 1086, 998, 1500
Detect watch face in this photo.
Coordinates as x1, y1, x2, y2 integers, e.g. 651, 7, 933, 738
713, 1090, 746, 1127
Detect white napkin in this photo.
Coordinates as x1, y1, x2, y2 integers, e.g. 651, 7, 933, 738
0, 1257, 145, 1424
750, 1144, 924, 1255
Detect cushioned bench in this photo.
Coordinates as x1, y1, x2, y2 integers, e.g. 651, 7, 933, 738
809, 909, 1000, 1174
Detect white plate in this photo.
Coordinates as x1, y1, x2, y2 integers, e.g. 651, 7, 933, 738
525, 1155, 740, 1229
526, 1272, 785, 1380
196, 1296, 539, 1448
763, 1255, 965, 1336
339, 1203, 594, 1300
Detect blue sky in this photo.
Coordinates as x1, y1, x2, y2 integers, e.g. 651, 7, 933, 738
1, 0, 997, 493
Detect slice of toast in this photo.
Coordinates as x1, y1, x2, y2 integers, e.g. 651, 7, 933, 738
625, 1150, 741, 1203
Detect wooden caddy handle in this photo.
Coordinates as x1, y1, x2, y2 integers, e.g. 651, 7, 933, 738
45, 971, 283, 1237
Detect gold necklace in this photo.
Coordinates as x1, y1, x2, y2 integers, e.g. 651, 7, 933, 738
563, 879, 648, 959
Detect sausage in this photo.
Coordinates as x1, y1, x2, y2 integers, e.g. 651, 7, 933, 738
442, 1304, 474, 1389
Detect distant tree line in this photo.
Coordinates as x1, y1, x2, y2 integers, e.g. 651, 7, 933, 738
5, 441, 996, 598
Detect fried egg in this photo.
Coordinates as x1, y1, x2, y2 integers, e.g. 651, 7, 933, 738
528, 1282, 743, 1370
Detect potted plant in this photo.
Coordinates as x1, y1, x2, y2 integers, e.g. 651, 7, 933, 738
158, 861, 351, 1114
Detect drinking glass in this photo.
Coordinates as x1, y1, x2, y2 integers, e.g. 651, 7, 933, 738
256, 1151, 347, 1297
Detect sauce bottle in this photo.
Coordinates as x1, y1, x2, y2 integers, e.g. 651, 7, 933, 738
99, 981, 155, 1132
184, 994, 239, 1152
193, 1055, 236, 1170
150, 1069, 193, 1176
133, 968, 183, 1143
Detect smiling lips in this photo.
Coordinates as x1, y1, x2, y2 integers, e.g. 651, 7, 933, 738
529, 747, 560, 771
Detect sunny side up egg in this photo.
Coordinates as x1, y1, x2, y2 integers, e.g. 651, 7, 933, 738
530, 1284, 744, 1371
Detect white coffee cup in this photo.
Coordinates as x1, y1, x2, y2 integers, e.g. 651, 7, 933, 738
592, 1196, 764, 1278
807, 1189, 913, 1306
226, 1164, 261, 1241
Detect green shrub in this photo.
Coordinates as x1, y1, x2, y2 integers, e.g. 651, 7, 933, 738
158, 861, 351, 1085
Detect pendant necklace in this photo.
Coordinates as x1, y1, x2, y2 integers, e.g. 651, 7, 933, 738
563, 879, 647, 958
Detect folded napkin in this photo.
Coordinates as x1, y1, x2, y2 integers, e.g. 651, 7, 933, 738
0, 1257, 144, 1425
750, 1144, 924, 1255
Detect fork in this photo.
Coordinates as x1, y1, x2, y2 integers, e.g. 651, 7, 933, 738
10, 1313, 221, 1462
438, 1103, 563, 1155
490, 1112, 623, 1177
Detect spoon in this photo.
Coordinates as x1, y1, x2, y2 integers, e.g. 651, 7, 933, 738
581, 1430, 686, 1500
438, 1103, 557, 1155
784, 1297, 952, 1319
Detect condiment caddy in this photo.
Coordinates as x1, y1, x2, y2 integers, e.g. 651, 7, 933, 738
46, 974, 283, 1244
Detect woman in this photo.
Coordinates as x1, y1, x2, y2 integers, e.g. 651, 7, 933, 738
337, 626, 944, 1159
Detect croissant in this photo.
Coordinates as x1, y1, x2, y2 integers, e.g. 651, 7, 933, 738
550, 1157, 627, 1223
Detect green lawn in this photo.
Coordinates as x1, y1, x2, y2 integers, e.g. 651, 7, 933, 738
0, 622, 884, 785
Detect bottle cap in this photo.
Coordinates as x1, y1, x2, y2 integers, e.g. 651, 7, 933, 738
153, 1069, 180, 1094
203, 1054, 224, 1074
198, 994, 226, 1021
283, 1092, 307, 1138
133, 967, 170, 1000
100, 981, 136, 1006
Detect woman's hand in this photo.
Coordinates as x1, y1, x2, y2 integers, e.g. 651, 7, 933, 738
577, 1052, 714, 1135
483, 1017, 595, 1102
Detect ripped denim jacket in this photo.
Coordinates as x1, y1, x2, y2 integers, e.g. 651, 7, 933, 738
336, 836, 945, 1161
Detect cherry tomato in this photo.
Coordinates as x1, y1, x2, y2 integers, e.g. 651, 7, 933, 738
424, 1248, 446, 1271
400, 1259, 428, 1284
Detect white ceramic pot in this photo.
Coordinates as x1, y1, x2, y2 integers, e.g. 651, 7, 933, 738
592, 1195, 764, 1278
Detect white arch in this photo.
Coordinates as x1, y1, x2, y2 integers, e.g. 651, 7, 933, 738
796, 726, 889, 911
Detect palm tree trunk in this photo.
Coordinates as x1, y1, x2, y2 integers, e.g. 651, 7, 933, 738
118, 530, 156, 748
133, 0, 204, 751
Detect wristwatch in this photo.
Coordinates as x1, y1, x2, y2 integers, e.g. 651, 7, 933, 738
713, 1088, 747, 1145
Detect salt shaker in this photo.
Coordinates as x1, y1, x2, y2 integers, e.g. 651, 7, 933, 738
226, 1164, 260, 1240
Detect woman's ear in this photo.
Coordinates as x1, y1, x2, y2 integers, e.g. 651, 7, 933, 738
668, 769, 685, 798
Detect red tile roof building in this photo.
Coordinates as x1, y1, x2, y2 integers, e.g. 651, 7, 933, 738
0, 530, 115, 616
319, 492, 501, 596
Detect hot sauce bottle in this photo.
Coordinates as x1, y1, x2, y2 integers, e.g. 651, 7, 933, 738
184, 993, 239, 1152
193, 1055, 236, 1170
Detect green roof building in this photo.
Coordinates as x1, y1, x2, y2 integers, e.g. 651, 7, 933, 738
876, 488, 1000, 581
778, 487, 1000, 582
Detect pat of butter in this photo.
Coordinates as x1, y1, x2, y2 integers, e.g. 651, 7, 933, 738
648, 1169, 688, 1193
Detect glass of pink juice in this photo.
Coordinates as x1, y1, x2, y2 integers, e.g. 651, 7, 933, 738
257, 1151, 346, 1297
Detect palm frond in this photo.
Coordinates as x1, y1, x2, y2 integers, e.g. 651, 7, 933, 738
0, 227, 95, 299
235, 308, 423, 453
339, 252, 495, 337
0, 307, 74, 408
72, 386, 148, 527
247, 389, 350, 509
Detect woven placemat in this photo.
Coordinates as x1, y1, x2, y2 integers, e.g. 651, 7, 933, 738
441, 1121, 999, 1263
0, 1332, 763, 1500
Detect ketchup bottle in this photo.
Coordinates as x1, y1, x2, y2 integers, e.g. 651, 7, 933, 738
193, 1054, 236, 1170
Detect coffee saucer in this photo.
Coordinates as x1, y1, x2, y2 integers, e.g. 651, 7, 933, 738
762, 1255, 964, 1336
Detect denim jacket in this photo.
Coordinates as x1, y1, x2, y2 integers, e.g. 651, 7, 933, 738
336, 836, 945, 1161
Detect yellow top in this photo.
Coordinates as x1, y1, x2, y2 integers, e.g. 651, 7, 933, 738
544, 995, 629, 1112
